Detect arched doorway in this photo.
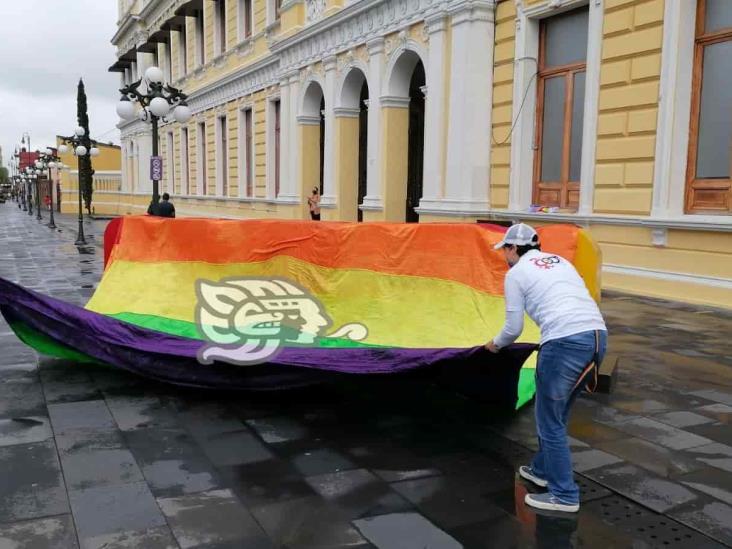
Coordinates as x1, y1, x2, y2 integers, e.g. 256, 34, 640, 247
338, 67, 370, 221
406, 61, 425, 223
383, 47, 427, 222
357, 81, 369, 221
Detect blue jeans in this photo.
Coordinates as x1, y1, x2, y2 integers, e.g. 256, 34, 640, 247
530, 330, 607, 504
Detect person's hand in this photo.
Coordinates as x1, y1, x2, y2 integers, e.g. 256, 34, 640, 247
485, 341, 499, 353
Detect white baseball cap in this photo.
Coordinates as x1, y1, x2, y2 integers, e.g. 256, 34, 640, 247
493, 223, 539, 250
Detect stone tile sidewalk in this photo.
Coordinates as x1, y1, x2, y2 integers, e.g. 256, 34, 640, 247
1, 200, 731, 548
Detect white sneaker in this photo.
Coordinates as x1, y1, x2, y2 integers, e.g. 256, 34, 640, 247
518, 465, 548, 488
525, 493, 579, 513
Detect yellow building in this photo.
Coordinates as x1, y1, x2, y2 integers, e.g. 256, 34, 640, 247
110, 0, 732, 308
57, 139, 123, 216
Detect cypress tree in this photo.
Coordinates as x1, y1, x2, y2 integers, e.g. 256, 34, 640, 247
77, 79, 94, 213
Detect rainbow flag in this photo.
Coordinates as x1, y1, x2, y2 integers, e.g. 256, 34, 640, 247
0, 217, 601, 409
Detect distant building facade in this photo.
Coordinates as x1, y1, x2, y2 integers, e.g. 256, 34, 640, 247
57, 139, 122, 215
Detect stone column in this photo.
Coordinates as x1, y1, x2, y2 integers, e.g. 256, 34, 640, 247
287, 71, 302, 206
443, 0, 495, 213
277, 76, 293, 200
361, 37, 385, 214
321, 54, 338, 208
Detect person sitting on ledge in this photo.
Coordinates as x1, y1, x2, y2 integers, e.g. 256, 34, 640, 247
148, 193, 176, 218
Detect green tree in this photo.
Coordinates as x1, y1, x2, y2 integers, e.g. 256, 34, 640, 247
77, 78, 95, 213
0, 166, 8, 184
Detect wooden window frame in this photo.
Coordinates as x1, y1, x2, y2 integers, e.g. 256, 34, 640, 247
198, 121, 207, 196
685, 0, 732, 214
181, 127, 189, 195
532, 16, 587, 210
218, 115, 228, 197
216, 0, 227, 55
274, 100, 281, 197
167, 131, 175, 193
239, 0, 252, 39
244, 108, 253, 197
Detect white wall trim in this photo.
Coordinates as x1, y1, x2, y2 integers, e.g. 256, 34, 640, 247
652, 0, 695, 219
603, 264, 732, 291
508, 0, 600, 213
484, 208, 732, 232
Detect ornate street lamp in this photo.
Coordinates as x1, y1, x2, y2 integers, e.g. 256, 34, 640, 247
23, 167, 37, 218
35, 148, 65, 230
115, 66, 192, 212
58, 129, 100, 246
20, 133, 34, 216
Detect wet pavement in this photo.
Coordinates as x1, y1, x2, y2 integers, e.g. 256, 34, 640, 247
1, 200, 732, 548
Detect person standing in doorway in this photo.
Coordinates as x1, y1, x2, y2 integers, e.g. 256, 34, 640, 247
308, 187, 321, 221
485, 223, 607, 513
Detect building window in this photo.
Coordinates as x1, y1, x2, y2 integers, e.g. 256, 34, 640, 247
218, 115, 228, 196
164, 43, 173, 83
240, 107, 254, 197
195, 10, 205, 66
181, 127, 189, 195
239, 0, 252, 39
533, 6, 589, 210
167, 132, 175, 193
275, 0, 281, 20
686, 0, 732, 213
198, 121, 207, 195
215, 0, 227, 56
179, 24, 188, 76
267, 99, 280, 198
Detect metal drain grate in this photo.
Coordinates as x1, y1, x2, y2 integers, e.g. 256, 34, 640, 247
576, 475, 612, 503
585, 496, 723, 548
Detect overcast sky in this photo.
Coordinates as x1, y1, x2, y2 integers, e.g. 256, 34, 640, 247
1, 1, 121, 169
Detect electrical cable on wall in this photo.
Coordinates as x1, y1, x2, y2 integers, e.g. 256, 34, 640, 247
491, 57, 539, 146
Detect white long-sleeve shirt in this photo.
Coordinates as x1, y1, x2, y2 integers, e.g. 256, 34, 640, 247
493, 249, 606, 348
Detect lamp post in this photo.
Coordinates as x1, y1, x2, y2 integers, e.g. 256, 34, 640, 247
36, 148, 65, 230
20, 133, 34, 216
58, 130, 99, 246
115, 66, 192, 212
23, 167, 37, 217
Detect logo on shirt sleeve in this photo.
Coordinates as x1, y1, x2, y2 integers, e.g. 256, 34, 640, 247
530, 256, 560, 270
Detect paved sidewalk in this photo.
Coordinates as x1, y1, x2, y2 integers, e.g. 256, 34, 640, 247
1, 200, 731, 548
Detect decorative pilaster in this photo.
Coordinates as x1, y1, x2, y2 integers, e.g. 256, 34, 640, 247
442, 0, 495, 213
361, 37, 385, 211
321, 54, 338, 206
419, 11, 449, 209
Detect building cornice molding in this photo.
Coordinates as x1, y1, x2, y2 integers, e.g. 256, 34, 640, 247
185, 55, 281, 114
273, 0, 442, 72
380, 95, 410, 108
297, 114, 321, 125
483, 210, 732, 233
447, 0, 496, 25
333, 107, 360, 118
112, 12, 141, 46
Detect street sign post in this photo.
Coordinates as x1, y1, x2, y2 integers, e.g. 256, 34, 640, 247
150, 156, 163, 181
